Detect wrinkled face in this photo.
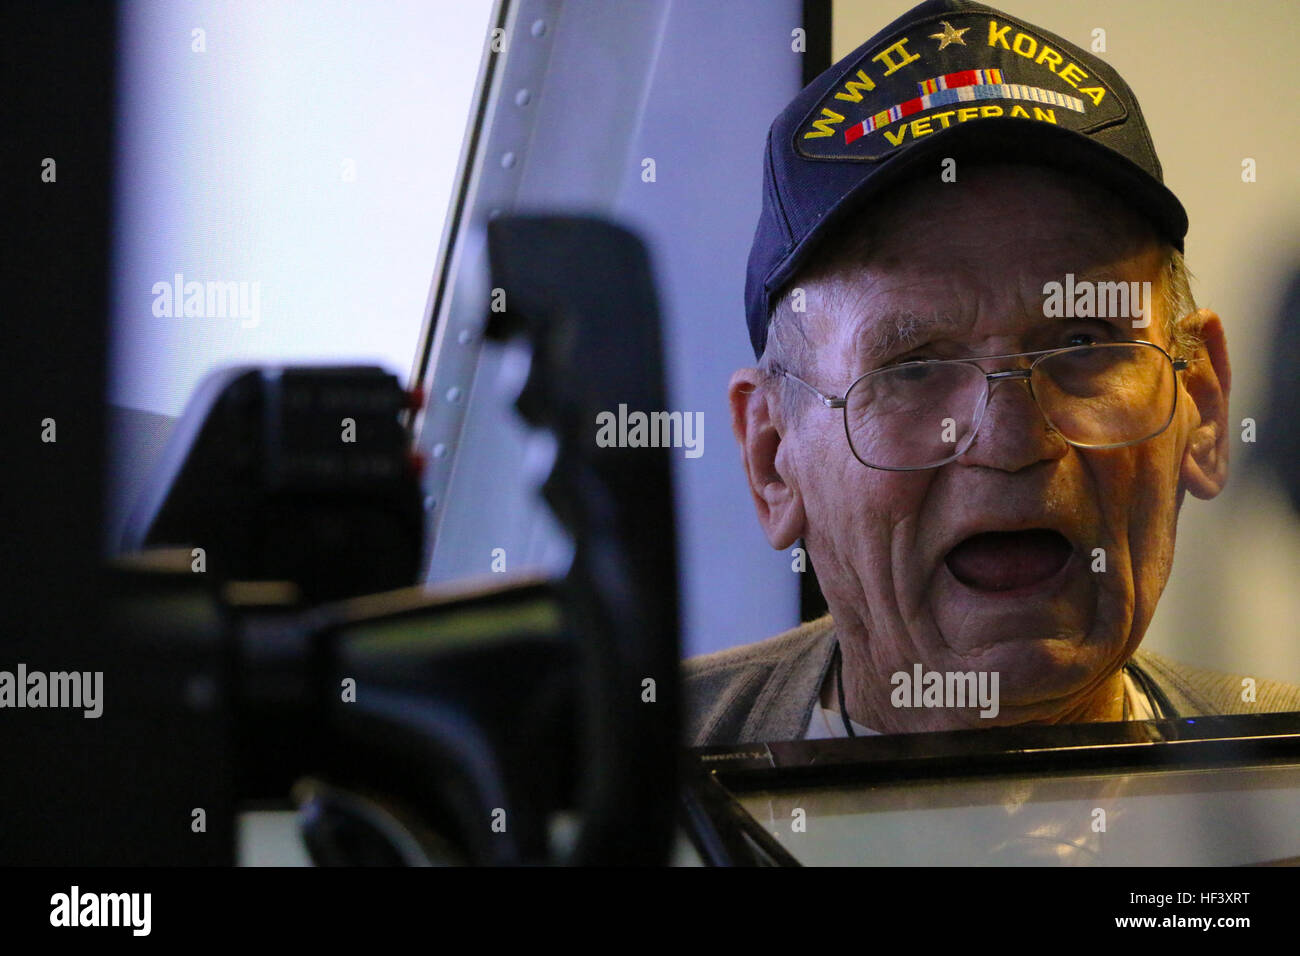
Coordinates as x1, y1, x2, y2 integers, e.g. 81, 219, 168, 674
773, 165, 1219, 725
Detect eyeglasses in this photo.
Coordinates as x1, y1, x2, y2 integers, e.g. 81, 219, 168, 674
780, 341, 1190, 471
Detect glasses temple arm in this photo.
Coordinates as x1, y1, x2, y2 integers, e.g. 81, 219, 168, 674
780, 370, 846, 408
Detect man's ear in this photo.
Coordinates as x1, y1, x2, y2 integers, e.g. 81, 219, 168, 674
1179, 309, 1231, 500
729, 368, 806, 549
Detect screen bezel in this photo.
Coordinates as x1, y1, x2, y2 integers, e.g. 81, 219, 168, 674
692, 711, 1300, 794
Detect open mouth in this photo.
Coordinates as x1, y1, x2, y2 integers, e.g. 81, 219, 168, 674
945, 529, 1074, 592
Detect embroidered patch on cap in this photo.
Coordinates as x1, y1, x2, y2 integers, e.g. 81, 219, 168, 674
796, 12, 1125, 162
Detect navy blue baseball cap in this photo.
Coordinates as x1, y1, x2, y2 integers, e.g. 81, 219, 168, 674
744, 0, 1189, 358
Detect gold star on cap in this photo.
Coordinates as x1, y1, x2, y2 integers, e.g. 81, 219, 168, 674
929, 20, 969, 50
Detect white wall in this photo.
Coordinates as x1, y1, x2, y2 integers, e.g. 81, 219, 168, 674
111, 0, 495, 416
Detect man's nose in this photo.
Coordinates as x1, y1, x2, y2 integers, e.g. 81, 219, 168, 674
957, 375, 1067, 472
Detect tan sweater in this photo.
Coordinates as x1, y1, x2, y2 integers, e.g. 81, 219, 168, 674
683, 615, 1300, 747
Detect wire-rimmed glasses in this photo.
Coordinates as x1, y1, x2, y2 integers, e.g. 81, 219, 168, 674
780, 341, 1190, 471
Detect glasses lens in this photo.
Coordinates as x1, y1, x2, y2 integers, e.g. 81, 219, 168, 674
845, 361, 988, 469
1033, 343, 1176, 447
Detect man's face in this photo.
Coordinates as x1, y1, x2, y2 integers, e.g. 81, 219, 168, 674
736, 164, 1230, 729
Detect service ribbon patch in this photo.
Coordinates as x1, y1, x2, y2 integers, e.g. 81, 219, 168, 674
797, 13, 1125, 162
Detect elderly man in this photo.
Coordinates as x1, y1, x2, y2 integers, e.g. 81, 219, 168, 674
685, 0, 1300, 746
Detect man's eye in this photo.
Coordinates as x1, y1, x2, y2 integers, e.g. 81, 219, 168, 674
1062, 324, 1118, 348
889, 358, 939, 381
884, 350, 935, 368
